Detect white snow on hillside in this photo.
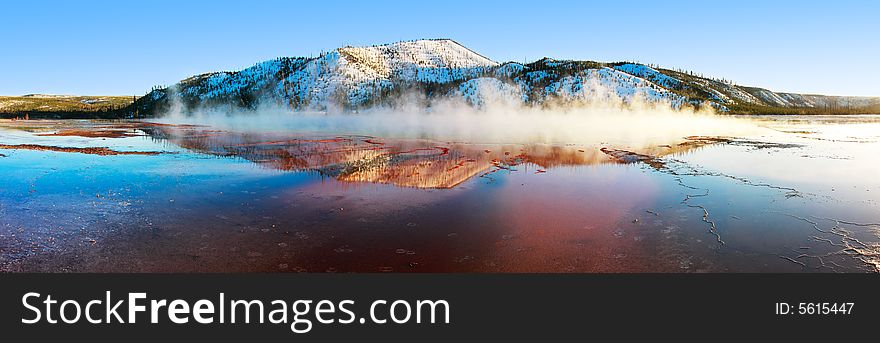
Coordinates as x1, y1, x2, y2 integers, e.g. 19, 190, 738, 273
146, 39, 878, 113
752, 88, 795, 107
775, 93, 878, 108
612, 63, 681, 89
705, 81, 759, 104
174, 57, 309, 101
494, 62, 527, 78
292, 39, 497, 107
338, 39, 497, 80
539, 68, 686, 106
167, 39, 500, 109
452, 77, 524, 106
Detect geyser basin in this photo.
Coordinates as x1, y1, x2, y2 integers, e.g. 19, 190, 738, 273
0, 114, 878, 272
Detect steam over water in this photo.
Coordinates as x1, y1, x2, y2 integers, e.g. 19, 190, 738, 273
0, 111, 878, 272
156, 101, 763, 146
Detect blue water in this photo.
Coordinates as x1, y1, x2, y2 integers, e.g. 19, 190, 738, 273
1, 117, 878, 272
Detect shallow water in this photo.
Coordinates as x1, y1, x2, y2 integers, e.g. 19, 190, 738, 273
0, 115, 878, 272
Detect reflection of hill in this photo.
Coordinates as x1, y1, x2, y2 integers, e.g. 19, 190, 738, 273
142, 124, 710, 189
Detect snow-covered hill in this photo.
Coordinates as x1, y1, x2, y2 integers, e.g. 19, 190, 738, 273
136, 39, 880, 115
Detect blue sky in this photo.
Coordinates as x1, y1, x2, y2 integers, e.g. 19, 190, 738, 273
1, 0, 877, 96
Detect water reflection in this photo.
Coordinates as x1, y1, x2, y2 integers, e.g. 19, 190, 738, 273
1, 116, 878, 272
140, 123, 718, 189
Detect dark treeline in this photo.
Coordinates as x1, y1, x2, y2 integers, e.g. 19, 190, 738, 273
728, 103, 880, 115
0, 108, 132, 119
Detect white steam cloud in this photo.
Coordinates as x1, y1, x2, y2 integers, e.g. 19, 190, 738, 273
153, 84, 767, 148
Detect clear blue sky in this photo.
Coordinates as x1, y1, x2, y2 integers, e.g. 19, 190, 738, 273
1, 0, 877, 96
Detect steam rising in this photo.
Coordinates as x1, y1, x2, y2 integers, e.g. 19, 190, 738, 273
154, 88, 766, 147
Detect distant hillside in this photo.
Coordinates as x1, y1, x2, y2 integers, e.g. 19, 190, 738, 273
128, 39, 878, 116
0, 95, 134, 118
7, 39, 878, 118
